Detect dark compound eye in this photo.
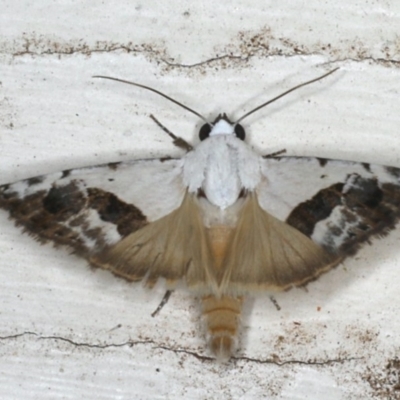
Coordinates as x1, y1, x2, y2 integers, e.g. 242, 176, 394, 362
234, 124, 245, 140
199, 124, 212, 141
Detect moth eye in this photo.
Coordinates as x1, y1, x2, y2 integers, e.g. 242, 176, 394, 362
234, 124, 245, 140
199, 124, 212, 141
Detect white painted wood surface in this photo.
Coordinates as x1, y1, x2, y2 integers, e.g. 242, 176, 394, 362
1, 1, 400, 398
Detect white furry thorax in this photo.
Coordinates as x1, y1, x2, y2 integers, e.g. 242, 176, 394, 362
183, 134, 262, 209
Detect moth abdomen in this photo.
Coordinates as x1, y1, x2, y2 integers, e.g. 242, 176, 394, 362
202, 295, 242, 361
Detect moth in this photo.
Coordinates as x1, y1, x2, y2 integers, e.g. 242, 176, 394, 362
1, 68, 400, 361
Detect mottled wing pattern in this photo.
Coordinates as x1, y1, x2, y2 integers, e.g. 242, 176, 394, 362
0, 159, 185, 258
260, 157, 400, 257
223, 157, 400, 293
2, 155, 400, 295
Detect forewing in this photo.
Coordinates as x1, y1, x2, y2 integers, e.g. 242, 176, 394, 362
259, 157, 400, 257
0, 158, 185, 258
221, 157, 400, 294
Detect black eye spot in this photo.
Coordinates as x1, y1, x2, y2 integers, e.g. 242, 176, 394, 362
199, 124, 212, 141
234, 124, 245, 140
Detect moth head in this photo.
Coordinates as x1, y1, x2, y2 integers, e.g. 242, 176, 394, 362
199, 114, 246, 142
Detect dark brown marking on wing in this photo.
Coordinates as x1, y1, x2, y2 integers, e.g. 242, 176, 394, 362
61, 169, 71, 178
331, 180, 400, 256
362, 163, 371, 172
43, 183, 86, 218
0, 179, 149, 258
386, 166, 400, 179
344, 176, 383, 209
87, 188, 147, 237
0, 185, 89, 253
286, 183, 344, 237
27, 176, 44, 186
1, 184, 10, 192
287, 173, 400, 257
316, 158, 328, 167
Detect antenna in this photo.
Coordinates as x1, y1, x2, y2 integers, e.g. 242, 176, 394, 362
94, 67, 339, 127
93, 75, 209, 124
236, 68, 339, 124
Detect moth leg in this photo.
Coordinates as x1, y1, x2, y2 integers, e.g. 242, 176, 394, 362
263, 149, 286, 159
151, 290, 174, 317
269, 296, 281, 311
149, 114, 193, 152
108, 324, 122, 332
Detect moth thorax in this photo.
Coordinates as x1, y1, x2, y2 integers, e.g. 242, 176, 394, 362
202, 296, 243, 361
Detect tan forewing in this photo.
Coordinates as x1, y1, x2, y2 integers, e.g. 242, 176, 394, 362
91, 193, 218, 291
219, 194, 341, 294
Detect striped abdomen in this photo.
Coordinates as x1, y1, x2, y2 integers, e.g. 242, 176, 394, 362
202, 295, 242, 361
203, 225, 242, 360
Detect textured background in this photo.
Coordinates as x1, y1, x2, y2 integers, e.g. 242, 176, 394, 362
1, 1, 400, 399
